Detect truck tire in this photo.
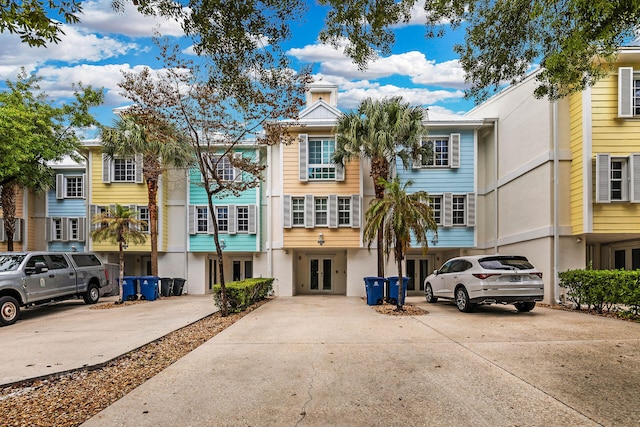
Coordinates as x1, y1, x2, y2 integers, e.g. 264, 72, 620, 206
0, 296, 20, 326
83, 284, 100, 304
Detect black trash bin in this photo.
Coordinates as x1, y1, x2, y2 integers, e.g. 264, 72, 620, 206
172, 278, 186, 296
160, 277, 173, 297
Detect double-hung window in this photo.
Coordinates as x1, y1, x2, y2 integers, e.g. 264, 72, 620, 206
53, 218, 63, 240
596, 153, 640, 203
315, 197, 328, 226
197, 207, 208, 233
452, 196, 466, 225
216, 206, 229, 232
237, 206, 249, 233
430, 196, 442, 225
338, 197, 351, 226
113, 158, 136, 182
433, 193, 475, 227
216, 156, 235, 181
138, 207, 149, 233
69, 218, 79, 240
292, 197, 305, 226
416, 134, 460, 169
56, 174, 84, 199
298, 134, 344, 181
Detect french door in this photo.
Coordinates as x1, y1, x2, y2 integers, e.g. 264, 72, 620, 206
310, 258, 332, 292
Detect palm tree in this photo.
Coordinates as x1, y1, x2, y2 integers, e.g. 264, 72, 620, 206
334, 96, 427, 277
91, 204, 147, 303
100, 113, 192, 276
363, 177, 438, 311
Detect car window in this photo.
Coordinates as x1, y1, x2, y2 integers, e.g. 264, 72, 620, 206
479, 256, 534, 270
0, 254, 25, 272
26, 255, 47, 268
438, 260, 455, 274
48, 255, 69, 270
71, 254, 102, 267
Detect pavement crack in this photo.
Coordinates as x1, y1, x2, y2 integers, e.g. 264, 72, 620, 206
296, 345, 321, 426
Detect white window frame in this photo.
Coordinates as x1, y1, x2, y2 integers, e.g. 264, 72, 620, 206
337, 196, 351, 226
196, 206, 208, 233
292, 197, 305, 227
237, 206, 249, 233
442, 193, 476, 227
596, 153, 640, 203
314, 197, 328, 226
308, 139, 337, 180
417, 134, 460, 169
430, 196, 442, 225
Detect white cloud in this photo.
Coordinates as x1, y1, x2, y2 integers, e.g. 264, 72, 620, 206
78, 0, 184, 38
288, 42, 467, 89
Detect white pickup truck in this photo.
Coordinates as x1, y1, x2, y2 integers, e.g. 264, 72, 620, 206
0, 252, 112, 326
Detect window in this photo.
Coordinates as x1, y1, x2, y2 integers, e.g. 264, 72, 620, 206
66, 176, 83, 198
596, 153, 640, 203
138, 207, 149, 233
48, 255, 69, 270
315, 197, 328, 226
217, 206, 228, 232
53, 218, 63, 240
308, 139, 336, 179
430, 196, 442, 225
423, 138, 449, 166
69, 218, 79, 240
216, 156, 235, 181
298, 134, 344, 181
113, 158, 137, 182
237, 206, 249, 232
292, 197, 305, 226
197, 207, 208, 233
338, 197, 351, 226
452, 196, 465, 225
416, 134, 460, 168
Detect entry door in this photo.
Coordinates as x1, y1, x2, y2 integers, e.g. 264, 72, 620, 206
406, 256, 434, 295
310, 258, 332, 292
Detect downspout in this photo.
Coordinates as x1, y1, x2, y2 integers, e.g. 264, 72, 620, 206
493, 119, 499, 254
267, 144, 273, 280
553, 100, 560, 304
184, 167, 189, 292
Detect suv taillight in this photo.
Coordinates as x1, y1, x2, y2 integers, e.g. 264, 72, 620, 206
473, 273, 500, 279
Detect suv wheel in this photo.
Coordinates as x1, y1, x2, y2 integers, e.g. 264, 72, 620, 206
83, 284, 100, 304
514, 301, 536, 312
425, 284, 438, 303
455, 286, 474, 313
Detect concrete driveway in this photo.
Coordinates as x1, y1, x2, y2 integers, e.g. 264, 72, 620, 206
82, 296, 640, 427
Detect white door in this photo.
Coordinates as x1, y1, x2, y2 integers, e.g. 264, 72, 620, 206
309, 258, 332, 292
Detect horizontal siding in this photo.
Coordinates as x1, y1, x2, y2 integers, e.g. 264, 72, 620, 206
284, 227, 361, 248
47, 197, 86, 217
568, 91, 584, 233
89, 150, 147, 205
283, 132, 360, 195
419, 227, 475, 248
399, 128, 475, 194
189, 168, 257, 205
190, 233, 256, 252
48, 242, 86, 252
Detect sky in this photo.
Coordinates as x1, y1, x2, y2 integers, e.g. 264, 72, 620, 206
0, 0, 474, 133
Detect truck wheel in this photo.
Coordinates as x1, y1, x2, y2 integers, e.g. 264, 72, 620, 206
83, 284, 100, 304
0, 296, 20, 326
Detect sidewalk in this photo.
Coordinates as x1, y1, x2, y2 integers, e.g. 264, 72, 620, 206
0, 294, 216, 386
83, 296, 640, 426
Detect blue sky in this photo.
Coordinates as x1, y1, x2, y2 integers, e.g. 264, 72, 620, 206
0, 0, 473, 132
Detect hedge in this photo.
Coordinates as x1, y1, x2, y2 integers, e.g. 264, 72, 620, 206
213, 278, 274, 313
558, 269, 640, 314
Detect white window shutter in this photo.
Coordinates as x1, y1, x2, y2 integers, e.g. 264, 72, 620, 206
299, 134, 308, 182
188, 205, 196, 234
450, 133, 460, 168
248, 205, 257, 234
283, 195, 292, 228
46, 218, 52, 242
81, 174, 86, 199
630, 154, 640, 203
619, 67, 634, 118
89, 205, 98, 231
135, 154, 143, 183
13, 219, 21, 242
351, 195, 361, 228
595, 154, 611, 203
305, 194, 314, 228
443, 193, 453, 227
78, 218, 86, 241
335, 163, 345, 181
328, 195, 338, 228
228, 205, 237, 235
56, 174, 65, 199
102, 155, 111, 183
466, 193, 476, 226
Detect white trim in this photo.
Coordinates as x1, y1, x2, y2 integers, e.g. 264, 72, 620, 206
582, 86, 593, 232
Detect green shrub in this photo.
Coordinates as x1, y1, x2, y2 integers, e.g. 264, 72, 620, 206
559, 269, 640, 313
213, 278, 274, 313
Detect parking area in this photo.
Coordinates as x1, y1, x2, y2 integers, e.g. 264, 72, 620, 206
0, 294, 217, 386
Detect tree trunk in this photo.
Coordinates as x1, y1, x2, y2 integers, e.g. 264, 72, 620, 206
1, 184, 16, 251
207, 195, 228, 316
146, 176, 159, 277
370, 156, 390, 278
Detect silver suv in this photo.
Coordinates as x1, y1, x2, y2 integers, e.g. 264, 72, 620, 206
424, 255, 544, 312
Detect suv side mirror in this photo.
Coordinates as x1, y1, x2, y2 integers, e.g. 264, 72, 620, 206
433, 269, 439, 276
25, 261, 48, 275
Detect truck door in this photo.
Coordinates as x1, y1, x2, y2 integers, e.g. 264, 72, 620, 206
46, 254, 77, 295
23, 254, 56, 301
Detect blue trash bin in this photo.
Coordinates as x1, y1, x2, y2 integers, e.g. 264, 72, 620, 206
363, 277, 385, 305
386, 276, 409, 305
121, 276, 138, 301
139, 276, 159, 301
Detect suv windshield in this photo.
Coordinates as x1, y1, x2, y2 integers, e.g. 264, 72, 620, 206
0, 254, 26, 272
479, 256, 534, 270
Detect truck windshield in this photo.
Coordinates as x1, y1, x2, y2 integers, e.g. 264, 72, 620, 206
0, 254, 26, 272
